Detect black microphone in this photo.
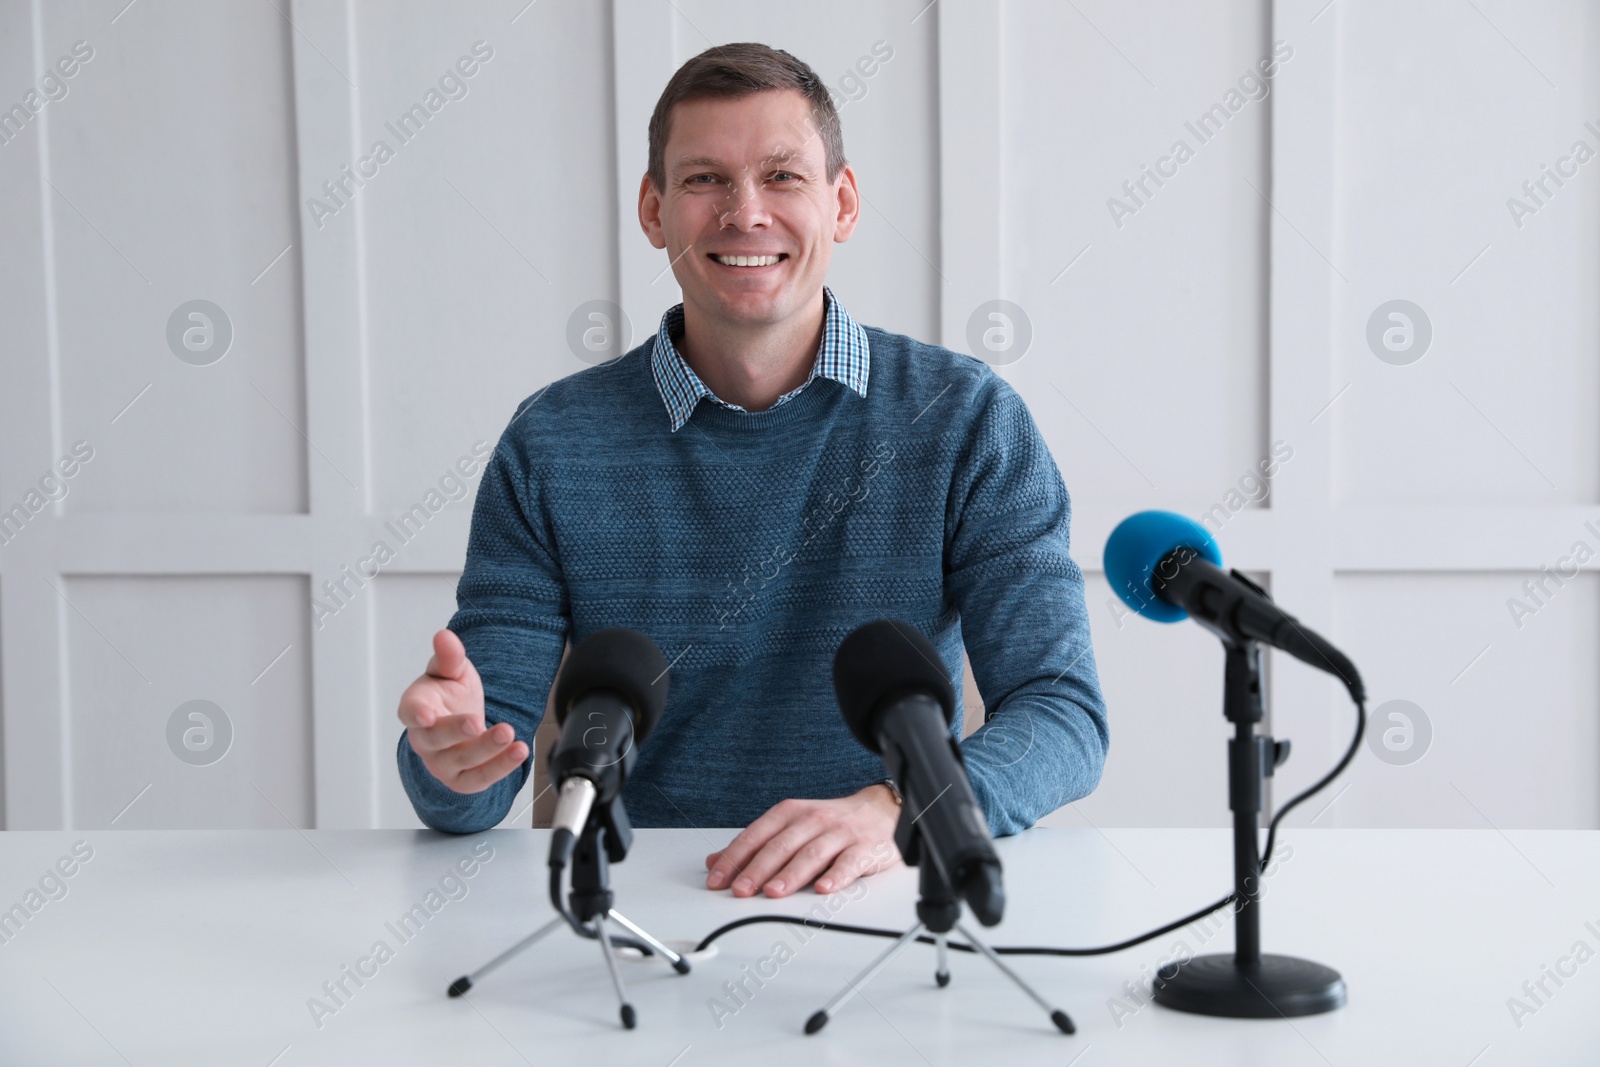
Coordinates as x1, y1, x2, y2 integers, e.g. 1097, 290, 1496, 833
833, 620, 1004, 926
1104, 511, 1364, 702
546, 628, 669, 868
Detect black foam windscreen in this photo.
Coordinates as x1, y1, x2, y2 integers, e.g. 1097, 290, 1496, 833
832, 619, 956, 753
552, 628, 670, 743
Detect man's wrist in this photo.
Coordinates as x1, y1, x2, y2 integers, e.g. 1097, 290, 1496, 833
873, 777, 902, 808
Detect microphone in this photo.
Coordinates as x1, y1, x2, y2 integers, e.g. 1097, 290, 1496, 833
1104, 511, 1364, 702
833, 620, 1004, 926
546, 628, 670, 868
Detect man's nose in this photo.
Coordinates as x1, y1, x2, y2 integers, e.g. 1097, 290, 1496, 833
717, 176, 772, 228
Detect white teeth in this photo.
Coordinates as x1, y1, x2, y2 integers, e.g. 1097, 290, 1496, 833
715, 254, 781, 267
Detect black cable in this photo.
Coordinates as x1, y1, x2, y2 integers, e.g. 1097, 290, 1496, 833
550, 854, 657, 956
550, 863, 580, 930
1259, 696, 1365, 872
693, 694, 1366, 959
692, 893, 1237, 957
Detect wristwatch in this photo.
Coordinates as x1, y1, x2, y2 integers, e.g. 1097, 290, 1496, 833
878, 777, 903, 807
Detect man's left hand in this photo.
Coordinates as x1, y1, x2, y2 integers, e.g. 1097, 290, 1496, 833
704, 785, 903, 897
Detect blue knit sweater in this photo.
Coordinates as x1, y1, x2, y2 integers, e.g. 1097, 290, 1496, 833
397, 326, 1108, 836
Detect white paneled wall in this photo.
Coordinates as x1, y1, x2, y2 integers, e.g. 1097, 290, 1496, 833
0, 0, 1594, 833
64, 575, 314, 830
1003, 0, 1274, 829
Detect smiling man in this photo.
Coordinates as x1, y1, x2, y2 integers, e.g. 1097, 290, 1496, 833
395, 43, 1108, 899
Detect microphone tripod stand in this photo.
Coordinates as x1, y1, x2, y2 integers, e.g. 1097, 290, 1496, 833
804, 814, 1074, 1035
447, 795, 690, 1029
1151, 636, 1346, 1017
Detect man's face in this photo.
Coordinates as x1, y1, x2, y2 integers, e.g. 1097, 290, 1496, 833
639, 89, 859, 329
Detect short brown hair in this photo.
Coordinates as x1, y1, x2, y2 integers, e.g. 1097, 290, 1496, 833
646, 42, 847, 193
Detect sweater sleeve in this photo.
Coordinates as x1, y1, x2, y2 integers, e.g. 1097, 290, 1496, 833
947, 378, 1109, 836
396, 412, 570, 833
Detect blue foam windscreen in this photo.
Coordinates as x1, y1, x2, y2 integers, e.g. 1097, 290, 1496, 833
1103, 510, 1225, 623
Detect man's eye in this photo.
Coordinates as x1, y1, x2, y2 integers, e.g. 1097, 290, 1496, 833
771, 172, 797, 182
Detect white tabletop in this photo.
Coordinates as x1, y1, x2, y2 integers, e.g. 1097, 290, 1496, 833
1, 826, 1597, 1065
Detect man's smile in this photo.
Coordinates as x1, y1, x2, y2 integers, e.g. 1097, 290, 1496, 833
707, 252, 790, 270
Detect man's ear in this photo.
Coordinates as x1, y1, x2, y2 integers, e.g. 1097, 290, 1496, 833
638, 173, 667, 250
832, 163, 861, 243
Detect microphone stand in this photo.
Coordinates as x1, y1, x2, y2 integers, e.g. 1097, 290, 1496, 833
446, 795, 690, 1029
804, 804, 1074, 1036
1151, 637, 1346, 1017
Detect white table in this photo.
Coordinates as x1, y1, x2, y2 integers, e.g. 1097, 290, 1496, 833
1, 826, 1596, 1065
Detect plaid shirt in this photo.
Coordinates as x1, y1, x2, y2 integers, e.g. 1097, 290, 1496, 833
649, 285, 871, 432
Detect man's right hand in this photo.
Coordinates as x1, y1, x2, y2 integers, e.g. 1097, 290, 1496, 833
398, 629, 527, 793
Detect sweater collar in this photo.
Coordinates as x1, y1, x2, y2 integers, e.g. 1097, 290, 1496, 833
649, 285, 870, 432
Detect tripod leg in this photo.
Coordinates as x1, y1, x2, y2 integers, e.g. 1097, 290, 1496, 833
934, 932, 951, 988
592, 913, 637, 1029
608, 909, 692, 974
447, 916, 565, 997
954, 921, 1075, 1034
805, 921, 926, 1035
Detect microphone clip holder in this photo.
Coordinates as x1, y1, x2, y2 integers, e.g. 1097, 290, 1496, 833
1150, 635, 1347, 1017
804, 810, 1075, 1036
446, 796, 690, 1030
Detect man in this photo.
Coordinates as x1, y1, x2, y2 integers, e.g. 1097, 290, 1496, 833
396, 43, 1107, 901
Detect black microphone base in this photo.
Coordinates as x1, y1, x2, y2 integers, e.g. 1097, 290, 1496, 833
1152, 953, 1346, 1018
